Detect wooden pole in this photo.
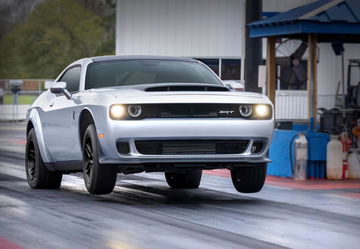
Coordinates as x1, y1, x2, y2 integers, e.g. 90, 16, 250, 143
266, 37, 276, 106
307, 34, 317, 131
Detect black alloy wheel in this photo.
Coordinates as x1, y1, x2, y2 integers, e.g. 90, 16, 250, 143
82, 124, 117, 195
83, 136, 94, 185
25, 128, 62, 189
26, 140, 36, 181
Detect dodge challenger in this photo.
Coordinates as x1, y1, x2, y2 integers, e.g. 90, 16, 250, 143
25, 56, 274, 195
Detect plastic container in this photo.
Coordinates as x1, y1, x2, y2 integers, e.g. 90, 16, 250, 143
348, 150, 360, 179
268, 130, 299, 177
294, 133, 308, 180
305, 131, 329, 179
326, 135, 343, 180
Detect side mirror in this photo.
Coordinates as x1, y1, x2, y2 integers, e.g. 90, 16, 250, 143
50, 81, 72, 99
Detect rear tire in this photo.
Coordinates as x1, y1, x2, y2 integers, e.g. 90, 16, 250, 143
82, 124, 117, 195
165, 170, 202, 189
231, 163, 267, 193
25, 129, 62, 189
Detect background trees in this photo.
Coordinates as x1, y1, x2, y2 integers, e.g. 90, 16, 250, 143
0, 0, 115, 78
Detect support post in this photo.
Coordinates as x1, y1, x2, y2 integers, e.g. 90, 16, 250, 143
244, 0, 262, 93
307, 34, 317, 131
266, 37, 276, 106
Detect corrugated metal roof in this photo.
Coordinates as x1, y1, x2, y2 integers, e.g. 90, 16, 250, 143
250, 0, 360, 26
249, 0, 360, 39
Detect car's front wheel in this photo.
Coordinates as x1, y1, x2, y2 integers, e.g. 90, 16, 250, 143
82, 124, 117, 195
165, 170, 202, 189
231, 163, 267, 193
25, 128, 62, 189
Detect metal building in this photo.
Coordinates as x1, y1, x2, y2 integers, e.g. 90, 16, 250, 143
115, 0, 360, 119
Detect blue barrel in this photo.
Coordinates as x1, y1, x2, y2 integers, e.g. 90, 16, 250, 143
268, 130, 299, 177
304, 131, 329, 179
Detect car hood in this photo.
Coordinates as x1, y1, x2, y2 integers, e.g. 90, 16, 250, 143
87, 83, 271, 105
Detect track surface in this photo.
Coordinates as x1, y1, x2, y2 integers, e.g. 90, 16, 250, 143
0, 122, 359, 249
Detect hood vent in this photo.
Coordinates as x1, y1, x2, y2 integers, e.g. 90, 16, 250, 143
145, 85, 229, 92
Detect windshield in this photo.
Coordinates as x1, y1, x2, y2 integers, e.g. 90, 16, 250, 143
85, 59, 223, 89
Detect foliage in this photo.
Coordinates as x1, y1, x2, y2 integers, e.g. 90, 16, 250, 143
3, 95, 37, 105
0, 0, 113, 79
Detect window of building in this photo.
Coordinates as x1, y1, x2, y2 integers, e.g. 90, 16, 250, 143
194, 58, 219, 76
349, 61, 360, 86
193, 58, 241, 81
221, 59, 241, 80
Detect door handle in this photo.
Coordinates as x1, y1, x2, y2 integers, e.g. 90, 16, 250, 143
50, 103, 54, 107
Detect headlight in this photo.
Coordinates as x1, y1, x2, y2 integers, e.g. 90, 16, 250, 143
254, 104, 269, 118
239, 105, 252, 117
128, 105, 142, 117
109, 105, 126, 119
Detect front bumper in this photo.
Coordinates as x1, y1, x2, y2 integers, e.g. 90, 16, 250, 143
96, 119, 274, 165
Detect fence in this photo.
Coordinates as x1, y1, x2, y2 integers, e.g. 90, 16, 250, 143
275, 90, 336, 120
0, 91, 43, 121
0, 79, 47, 121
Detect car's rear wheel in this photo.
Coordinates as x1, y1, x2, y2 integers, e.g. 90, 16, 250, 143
82, 124, 117, 195
25, 128, 62, 189
165, 170, 202, 189
231, 163, 267, 193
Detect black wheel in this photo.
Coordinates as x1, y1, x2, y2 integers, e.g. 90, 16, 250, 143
25, 129, 62, 189
165, 170, 202, 189
82, 124, 117, 195
231, 163, 267, 193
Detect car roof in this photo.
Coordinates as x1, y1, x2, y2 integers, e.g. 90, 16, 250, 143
90, 55, 198, 63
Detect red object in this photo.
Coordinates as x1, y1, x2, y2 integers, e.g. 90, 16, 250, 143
203, 169, 360, 191
340, 134, 352, 153
0, 238, 25, 249
340, 133, 352, 179
342, 158, 349, 179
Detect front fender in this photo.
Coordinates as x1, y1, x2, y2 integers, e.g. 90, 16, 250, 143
27, 108, 52, 163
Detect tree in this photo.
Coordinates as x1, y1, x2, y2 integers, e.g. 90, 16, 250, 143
0, 0, 110, 78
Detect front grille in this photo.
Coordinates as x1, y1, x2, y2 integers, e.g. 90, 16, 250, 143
140, 104, 241, 119
135, 140, 249, 155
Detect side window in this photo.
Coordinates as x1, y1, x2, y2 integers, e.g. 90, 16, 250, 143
59, 66, 81, 93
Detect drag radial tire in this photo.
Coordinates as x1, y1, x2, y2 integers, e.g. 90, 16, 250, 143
82, 124, 117, 195
231, 163, 267, 193
165, 170, 202, 189
25, 129, 62, 189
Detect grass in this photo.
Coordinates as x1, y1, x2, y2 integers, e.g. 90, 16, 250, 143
3, 95, 38, 105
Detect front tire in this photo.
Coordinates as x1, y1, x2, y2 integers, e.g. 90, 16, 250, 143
165, 170, 202, 189
82, 124, 117, 195
25, 129, 62, 189
231, 163, 267, 193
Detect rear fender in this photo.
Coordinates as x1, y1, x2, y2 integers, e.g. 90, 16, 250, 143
27, 108, 52, 163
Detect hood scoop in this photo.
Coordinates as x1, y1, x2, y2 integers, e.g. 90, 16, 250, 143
145, 85, 229, 92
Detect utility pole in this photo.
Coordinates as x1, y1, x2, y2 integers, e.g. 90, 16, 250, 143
244, 0, 262, 93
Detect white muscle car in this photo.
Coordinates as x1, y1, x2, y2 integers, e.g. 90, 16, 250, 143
25, 56, 274, 195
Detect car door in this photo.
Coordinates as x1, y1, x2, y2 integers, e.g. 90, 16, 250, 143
43, 66, 82, 162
